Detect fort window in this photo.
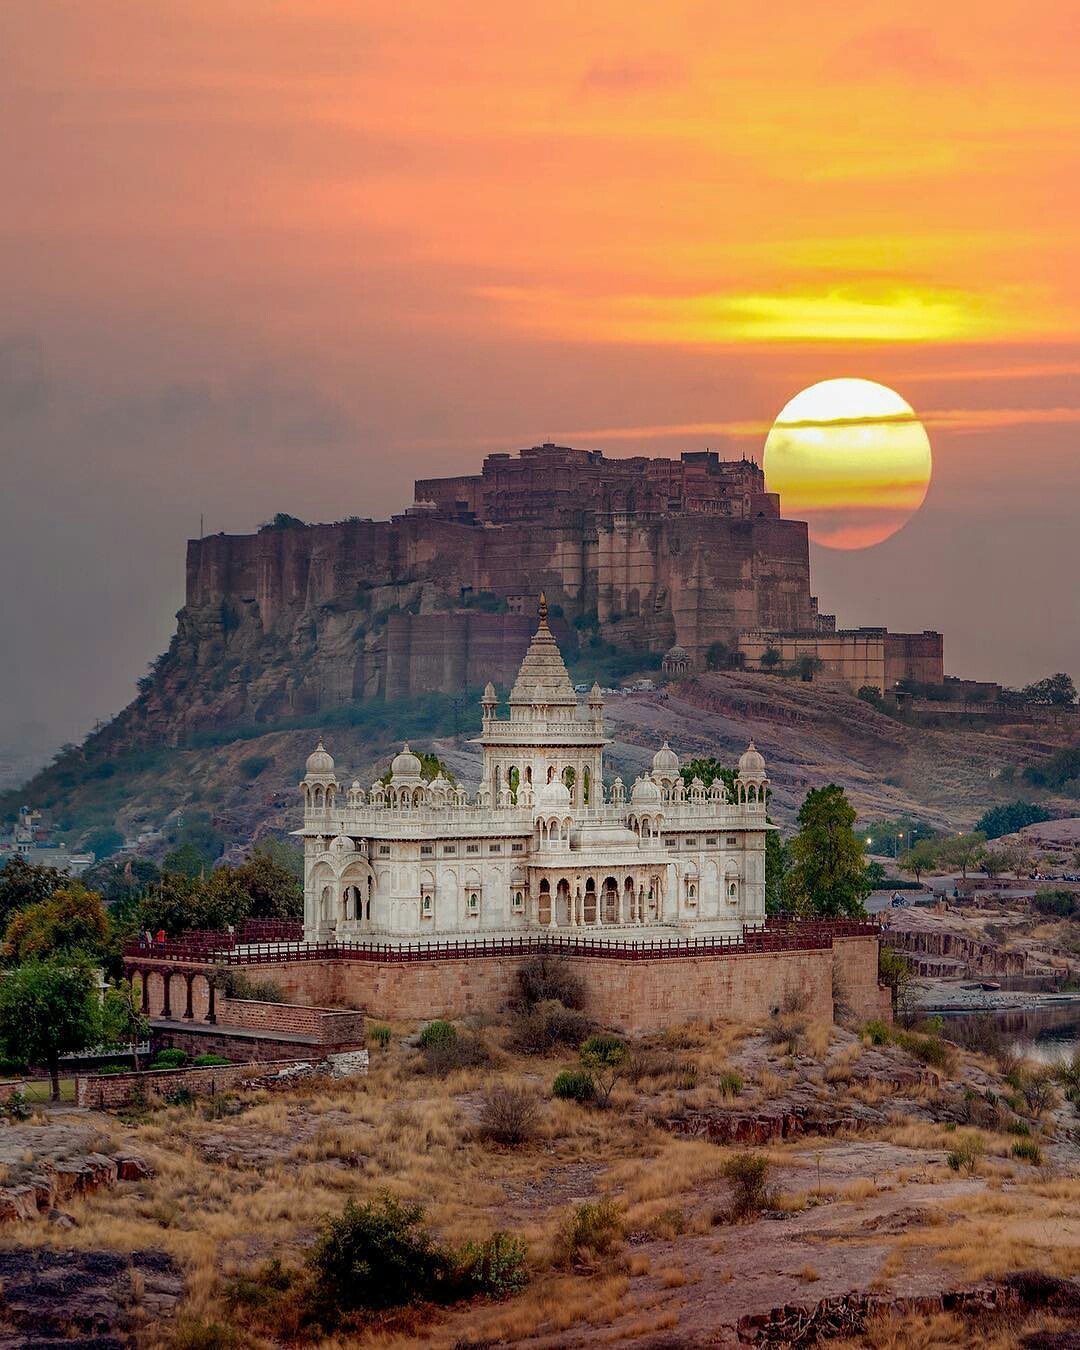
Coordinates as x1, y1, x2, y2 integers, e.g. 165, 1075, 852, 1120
726, 836, 738, 847
512, 890, 524, 911
684, 837, 697, 847
511, 842, 524, 852
466, 844, 479, 854
443, 845, 457, 855
706, 837, 718, 846
467, 891, 480, 913
420, 845, 433, 856
378, 844, 391, 856
489, 843, 502, 853
665, 838, 677, 848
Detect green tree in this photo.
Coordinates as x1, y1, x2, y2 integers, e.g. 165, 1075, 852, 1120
224, 850, 303, 919
764, 829, 789, 915
679, 758, 737, 798
135, 871, 201, 936
878, 946, 915, 1017
0, 959, 100, 1100
782, 785, 871, 918
1022, 673, 1076, 707
898, 838, 939, 884
938, 832, 987, 880
81, 854, 161, 908
101, 978, 150, 1071
162, 841, 210, 880
0, 857, 63, 926
4, 886, 109, 963
760, 647, 782, 670
81, 827, 124, 860
250, 837, 304, 884
578, 1034, 629, 1107
975, 801, 1052, 841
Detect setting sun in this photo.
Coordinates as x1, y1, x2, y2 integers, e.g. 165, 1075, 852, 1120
762, 378, 933, 550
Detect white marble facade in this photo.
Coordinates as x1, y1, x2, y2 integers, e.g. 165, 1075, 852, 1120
298, 598, 771, 943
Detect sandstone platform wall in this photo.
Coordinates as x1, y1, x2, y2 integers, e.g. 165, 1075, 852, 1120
191, 934, 888, 1034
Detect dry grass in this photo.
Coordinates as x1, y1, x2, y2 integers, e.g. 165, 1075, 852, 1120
12, 1013, 1080, 1348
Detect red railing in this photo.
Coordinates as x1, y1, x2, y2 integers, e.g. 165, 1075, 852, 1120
238, 917, 305, 942
124, 920, 879, 967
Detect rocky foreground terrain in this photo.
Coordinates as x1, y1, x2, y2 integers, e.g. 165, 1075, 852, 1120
2, 1005, 1080, 1347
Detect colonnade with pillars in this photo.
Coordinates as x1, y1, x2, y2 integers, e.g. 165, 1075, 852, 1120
532, 872, 664, 928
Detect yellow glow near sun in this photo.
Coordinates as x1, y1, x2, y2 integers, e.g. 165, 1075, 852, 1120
763, 379, 932, 550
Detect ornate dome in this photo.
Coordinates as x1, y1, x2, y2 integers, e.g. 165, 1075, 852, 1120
305, 740, 335, 776
738, 741, 767, 778
630, 774, 662, 805
390, 743, 422, 781
652, 740, 680, 774
664, 645, 689, 660
536, 779, 572, 809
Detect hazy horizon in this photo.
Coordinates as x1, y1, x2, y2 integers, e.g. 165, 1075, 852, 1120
2, 2, 1078, 755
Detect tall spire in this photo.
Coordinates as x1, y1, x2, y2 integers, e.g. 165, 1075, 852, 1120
508, 593, 575, 706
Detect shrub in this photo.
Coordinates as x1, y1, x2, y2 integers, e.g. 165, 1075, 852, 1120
164, 1087, 196, 1108
945, 1138, 984, 1175
477, 1084, 540, 1146
369, 1023, 392, 1052
716, 1068, 743, 1098
418, 1020, 457, 1050
452, 1232, 529, 1297
552, 1198, 622, 1268
151, 1049, 188, 1069
308, 1195, 450, 1312
1008, 1118, 1031, 1136
1021, 1069, 1058, 1118
96, 1062, 128, 1075
723, 1152, 772, 1221
509, 1000, 592, 1055
193, 1054, 231, 1067
517, 956, 585, 1010
1011, 1139, 1043, 1165
766, 1014, 807, 1055
306, 1195, 528, 1317
0, 1090, 30, 1121
421, 1031, 488, 1074
864, 1019, 891, 1046
552, 1069, 595, 1102
579, 1034, 629, 1107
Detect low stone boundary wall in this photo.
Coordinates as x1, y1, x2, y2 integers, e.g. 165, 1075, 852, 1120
77, 1059, 317, 1109
0, 1081, 26, 1105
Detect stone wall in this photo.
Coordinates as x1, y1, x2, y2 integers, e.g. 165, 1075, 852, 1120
76, 1059, 316, 1110
215, 998, 364, 1045
172, 932, 888, 1034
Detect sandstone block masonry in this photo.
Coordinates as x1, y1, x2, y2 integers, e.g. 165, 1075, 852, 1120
130, 931, 889, 1035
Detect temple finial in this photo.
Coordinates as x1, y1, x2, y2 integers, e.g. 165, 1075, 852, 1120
538, 591, 548, 624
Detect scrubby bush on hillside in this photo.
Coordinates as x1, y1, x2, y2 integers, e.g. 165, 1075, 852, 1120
552, 1069, 595, 1102
516, 955, 585, 1010
552, 1198, 622, 1269
509, 999, 592, 1055
722, 1152, 773, 1221
305, 1194, 528, 1319
477, 1083, 540, 1146
416, 1020, 490, 1075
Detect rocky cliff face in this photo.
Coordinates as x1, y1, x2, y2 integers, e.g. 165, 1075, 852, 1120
102, 446, 819, 751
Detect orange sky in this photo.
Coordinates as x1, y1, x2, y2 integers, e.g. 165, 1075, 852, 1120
1, 1, 1078, 746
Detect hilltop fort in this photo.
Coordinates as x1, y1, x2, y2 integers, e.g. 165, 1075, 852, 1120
130, 443, 941, 747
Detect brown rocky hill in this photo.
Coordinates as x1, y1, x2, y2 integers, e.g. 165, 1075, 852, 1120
13, 672, 1076, 858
